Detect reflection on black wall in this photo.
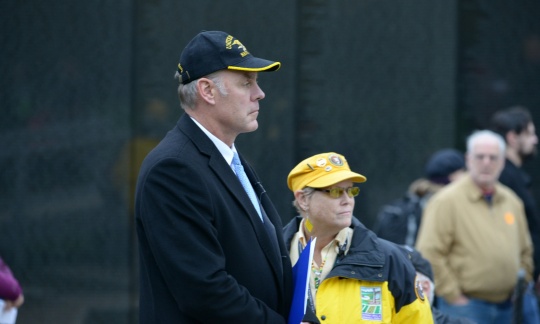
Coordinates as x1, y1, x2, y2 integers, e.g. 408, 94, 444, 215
456, 0, 540, 199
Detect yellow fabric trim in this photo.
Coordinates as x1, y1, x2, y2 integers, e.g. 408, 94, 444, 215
227, 62, 281, 72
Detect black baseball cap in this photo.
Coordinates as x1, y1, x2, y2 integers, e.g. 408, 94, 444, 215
424, 148, 465, 184
177, 30, 281, 84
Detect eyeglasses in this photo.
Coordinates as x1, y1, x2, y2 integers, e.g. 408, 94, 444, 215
314, 186, 360, 198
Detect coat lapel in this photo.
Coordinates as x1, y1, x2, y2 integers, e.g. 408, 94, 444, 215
178, 114, 285, 281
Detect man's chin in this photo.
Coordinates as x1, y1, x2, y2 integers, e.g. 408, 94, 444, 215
241, 123, 258, 134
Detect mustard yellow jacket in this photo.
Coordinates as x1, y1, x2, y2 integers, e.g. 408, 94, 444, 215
416, 174, 533, 303
284, 217, 433, 323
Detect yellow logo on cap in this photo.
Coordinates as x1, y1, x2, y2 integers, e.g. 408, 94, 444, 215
232, 39, 247, 52
225, 35, 250, 57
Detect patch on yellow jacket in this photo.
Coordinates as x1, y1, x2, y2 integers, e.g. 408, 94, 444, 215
361, 286, 383, 320
504, 212, 515, 225
415, 280, 425, 302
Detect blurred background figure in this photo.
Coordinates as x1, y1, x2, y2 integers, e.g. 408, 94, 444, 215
490, 105, 540, 323
373, 148, 466, 246
416, 130, 534, 324
112, 98, 169, 214
0, 256, 24, 313
399, 245, 474, 324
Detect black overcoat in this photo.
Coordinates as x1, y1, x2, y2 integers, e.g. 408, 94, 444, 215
135, 113, 293, 323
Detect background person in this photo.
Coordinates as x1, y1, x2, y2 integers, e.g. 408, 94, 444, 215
415, 130, 534, 324
135, 30, 292, 323
373, 148, 466, 246
283, 152, 433, 323
0, 256, 24, 311
490, 105, 540, 323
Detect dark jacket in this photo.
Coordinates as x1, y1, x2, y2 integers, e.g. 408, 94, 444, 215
135, 114, 293, 323
499, 158, 540, 279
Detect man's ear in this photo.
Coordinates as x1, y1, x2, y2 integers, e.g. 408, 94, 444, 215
197, 78, 216, 105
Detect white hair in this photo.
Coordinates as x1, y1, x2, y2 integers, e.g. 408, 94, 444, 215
466, 129, 506, 156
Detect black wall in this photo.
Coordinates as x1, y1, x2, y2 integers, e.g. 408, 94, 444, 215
1, 0, 539, 322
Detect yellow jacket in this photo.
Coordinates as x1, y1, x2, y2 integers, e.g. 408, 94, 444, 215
284, 217, 433, 323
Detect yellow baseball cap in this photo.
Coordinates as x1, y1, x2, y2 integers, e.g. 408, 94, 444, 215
287, 152, 367, 192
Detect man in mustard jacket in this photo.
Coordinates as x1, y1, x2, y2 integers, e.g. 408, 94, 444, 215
416, 130, 534, 324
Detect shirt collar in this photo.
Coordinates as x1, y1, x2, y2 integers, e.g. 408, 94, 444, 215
190, 117, 236, 165
298, 218, 351, 252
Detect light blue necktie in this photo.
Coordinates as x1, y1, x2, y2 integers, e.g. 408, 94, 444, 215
232, 152, 263, 222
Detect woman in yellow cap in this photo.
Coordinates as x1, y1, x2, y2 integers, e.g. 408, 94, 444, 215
283, 152, 433, 323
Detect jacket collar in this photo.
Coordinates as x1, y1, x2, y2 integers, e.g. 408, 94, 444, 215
178, 114, 288, 286
460, 174, 505, 205
178, 114, 263, 220
283, 216, 386, 267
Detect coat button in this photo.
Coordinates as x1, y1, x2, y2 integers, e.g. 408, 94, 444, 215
321, 315, 326, 320
378, 273, 383, 277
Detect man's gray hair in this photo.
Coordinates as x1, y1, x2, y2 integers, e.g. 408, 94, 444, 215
175, 71, 228, 110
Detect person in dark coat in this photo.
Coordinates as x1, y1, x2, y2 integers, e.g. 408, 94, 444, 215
135, 30, 293, 323
373, 148, 466, 246
490, 106, 540, 323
